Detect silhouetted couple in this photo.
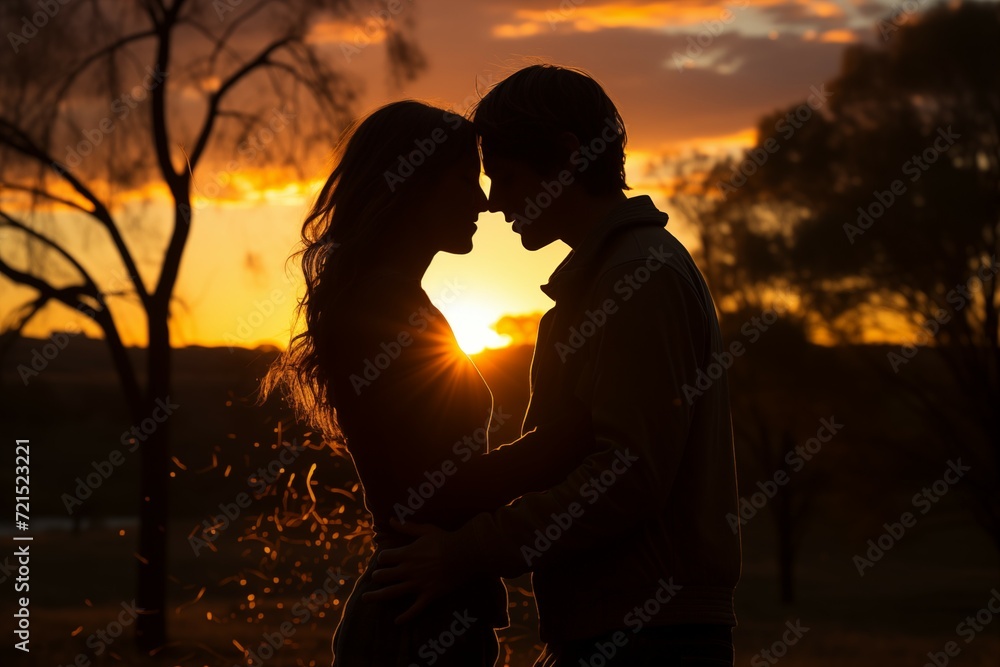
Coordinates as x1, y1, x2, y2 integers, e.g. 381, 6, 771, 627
266, 64, 740, 667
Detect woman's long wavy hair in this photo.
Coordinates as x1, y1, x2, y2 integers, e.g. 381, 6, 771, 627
259, 101, 478, 444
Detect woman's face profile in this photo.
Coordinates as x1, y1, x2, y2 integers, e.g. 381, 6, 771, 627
414, 143, 488, 256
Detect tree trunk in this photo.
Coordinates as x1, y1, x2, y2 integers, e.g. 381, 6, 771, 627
777, 511, 796, 605
776, 430, 797, 605
134, 300, 172, 651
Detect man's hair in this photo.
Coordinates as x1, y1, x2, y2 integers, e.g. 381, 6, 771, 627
471, 64, 630, 196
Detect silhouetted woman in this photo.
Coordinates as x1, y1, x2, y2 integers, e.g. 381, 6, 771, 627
262, 101, 592, 666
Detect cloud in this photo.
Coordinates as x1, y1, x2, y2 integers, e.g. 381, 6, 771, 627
850, 0, 901, 19
492, 1, 742, 37
435, 20, 848, 147
306, 19, 389, 45
487, 0, 872, 39
758, 0, 846, 25
492, 313, 542, 346
818, 28, 860, 42
375, 0, 895, 154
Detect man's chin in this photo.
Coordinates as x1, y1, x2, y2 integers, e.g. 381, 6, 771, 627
519, 231, 553, 252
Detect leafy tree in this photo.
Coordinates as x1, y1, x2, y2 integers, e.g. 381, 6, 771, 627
703, 1, 999, 551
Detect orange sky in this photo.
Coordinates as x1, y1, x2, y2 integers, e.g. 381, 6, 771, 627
2, 0, 914, 354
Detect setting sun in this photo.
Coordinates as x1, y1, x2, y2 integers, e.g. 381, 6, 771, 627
436, 301, 512, 355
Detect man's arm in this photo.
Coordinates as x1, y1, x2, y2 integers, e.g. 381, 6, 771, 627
404, 402, 596, 527
453, 265, 710, 578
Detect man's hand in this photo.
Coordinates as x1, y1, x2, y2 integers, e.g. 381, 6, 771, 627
362, 519, 475, 624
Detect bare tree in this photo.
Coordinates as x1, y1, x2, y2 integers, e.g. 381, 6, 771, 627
0, 0, 423, 650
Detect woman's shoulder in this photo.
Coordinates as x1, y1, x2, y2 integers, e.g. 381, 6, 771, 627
330, 270, 433, 348
347, 268, 424, 305
334, 269, 424, 319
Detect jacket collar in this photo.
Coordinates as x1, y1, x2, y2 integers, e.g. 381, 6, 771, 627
540, 195, 669, 301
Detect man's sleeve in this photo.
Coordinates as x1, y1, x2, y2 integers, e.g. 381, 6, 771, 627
449, 264, 710, 578
408, 401, 595, 527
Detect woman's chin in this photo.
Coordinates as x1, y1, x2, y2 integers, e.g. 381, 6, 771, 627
442, 238, 475, 255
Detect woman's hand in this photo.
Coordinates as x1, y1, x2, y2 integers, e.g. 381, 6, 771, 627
362, 518, 475, 624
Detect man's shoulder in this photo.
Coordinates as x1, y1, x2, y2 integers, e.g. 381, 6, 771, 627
592, 224, 703, 295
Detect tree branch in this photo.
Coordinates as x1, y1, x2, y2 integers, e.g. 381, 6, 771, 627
0, 209, 101, 296
0, 295, 50, 361
139, 0, 166, 26
205, 0, 275, 73
47, 30, 159, 125
0, 228, 144, 416
0, 119, 150, 306
0, 254, 91, 308
187, 35, 295, 171
1, 183, 93, 216
151, 15, 181, 192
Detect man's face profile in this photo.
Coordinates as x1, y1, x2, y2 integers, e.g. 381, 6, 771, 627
483, 150, 563, 251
